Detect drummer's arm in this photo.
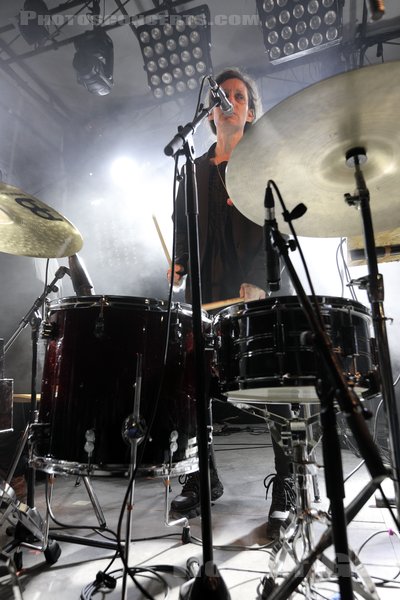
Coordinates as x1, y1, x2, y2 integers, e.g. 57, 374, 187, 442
167, 170, 189, 289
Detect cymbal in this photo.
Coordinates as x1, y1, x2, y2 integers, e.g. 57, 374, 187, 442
0, 183, 83, 258
227, 61, 400, 238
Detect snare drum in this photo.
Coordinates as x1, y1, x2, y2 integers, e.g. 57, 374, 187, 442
33, 296, 210, 477
213, 296, 373, 404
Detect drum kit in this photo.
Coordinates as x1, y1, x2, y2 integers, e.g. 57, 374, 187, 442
0, 61, 399, 599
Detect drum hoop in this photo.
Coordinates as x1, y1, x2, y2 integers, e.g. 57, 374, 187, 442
213, 295, 371, 321
48, 296, 209, 318
48, 295, 165, 311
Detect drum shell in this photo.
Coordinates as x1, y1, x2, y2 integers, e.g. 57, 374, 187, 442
36, 296, 209, 476
213, 296, 374, 398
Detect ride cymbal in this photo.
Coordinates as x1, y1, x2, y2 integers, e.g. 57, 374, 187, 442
0, 183, 83, 257
227, 61, 400, 237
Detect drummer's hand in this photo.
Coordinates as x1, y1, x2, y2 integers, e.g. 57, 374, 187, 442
167, 264, 185, 287
239, 283, 266, 302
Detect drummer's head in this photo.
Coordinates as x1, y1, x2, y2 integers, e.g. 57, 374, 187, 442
208, 68, 261, 135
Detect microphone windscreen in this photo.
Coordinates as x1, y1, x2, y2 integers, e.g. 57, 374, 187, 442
68, 254, 95, 296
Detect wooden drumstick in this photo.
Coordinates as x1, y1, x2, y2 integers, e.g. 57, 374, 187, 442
202, 297, 242, 311
152, 214, 172, 265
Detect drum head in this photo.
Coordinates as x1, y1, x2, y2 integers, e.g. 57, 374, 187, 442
227, 386, 321, 405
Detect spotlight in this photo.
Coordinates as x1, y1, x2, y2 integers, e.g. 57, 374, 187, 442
73, 29, 114, 96
137, 4, 212, 100
256, 0, 344, 65
18, 0, 50, 46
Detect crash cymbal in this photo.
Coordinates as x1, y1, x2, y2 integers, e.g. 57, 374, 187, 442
0, 183, 83, 258
227, 61, 400, 237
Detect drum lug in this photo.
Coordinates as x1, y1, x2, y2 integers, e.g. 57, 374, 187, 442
169, 430, 179, 456
272, 323, 285, 353
84, 429, 95, 458
41, 320, 57, 339
171, 322, 183, 343
213, 334, 222, 349
206, 332, 217, 348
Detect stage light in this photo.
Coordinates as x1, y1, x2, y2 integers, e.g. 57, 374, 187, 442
110, 157, 141, 189
137, 4, 212, 100
256, 0, 344, 65
18, 0, 50, 46
73, 29, 114, 96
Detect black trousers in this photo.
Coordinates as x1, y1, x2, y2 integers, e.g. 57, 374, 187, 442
267, 403, 292, 477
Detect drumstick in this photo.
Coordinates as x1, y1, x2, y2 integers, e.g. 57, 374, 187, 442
152, 214, 172, 265
202, 297, 242, 311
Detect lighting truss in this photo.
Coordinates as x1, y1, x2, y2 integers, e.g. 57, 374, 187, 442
136, 4, 212, 100
256, 0, 344, 65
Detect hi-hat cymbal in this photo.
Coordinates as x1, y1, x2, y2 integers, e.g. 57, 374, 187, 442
0, 183, 83, 257
227, 61, 400, 238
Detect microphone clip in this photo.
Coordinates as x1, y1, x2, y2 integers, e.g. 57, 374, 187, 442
208, 75, 234, 115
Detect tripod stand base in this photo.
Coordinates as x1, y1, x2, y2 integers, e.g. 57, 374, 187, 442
179, 564, 231, 600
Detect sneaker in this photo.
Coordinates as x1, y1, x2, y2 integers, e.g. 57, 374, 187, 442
170, 469, 224, 519
264, 474, 296, 539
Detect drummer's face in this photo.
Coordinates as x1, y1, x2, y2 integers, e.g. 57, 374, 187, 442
210, 78, 254, 133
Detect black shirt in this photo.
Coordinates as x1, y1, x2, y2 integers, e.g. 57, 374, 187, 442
201, 162, 243, 303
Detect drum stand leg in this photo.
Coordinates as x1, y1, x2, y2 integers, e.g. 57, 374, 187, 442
72, 476, 106, 529
162, 476, 191, 542
262, 409, 380, 600
303, 404, 321, 503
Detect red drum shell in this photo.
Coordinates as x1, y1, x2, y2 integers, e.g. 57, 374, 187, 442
35, 296, 210, 477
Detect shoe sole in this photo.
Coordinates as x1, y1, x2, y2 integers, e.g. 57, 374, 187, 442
169, 506, 201, 520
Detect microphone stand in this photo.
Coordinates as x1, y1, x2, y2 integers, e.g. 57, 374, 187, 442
121, 354, 146, 600
164, 100, 231, 599
262, 213, 387, 599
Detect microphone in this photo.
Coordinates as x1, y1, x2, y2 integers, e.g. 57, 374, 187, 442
68, 254, 95, 296
367, 0, 385, 20
264, 185, 281, 293
54, 266, 70, 279
208, 76, 234, 115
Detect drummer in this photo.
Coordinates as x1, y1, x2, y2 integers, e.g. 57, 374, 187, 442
167, 67, 295, 538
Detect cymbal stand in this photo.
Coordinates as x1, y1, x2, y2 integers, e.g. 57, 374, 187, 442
164, 95, 231, 599
263, 404, 379, 600
260, 204, 387, 599
3, 266, 70, 486
1, 268, 70, 566
345, 146, 400, 521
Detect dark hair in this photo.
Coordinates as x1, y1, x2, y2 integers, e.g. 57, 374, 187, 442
208, 68, 261, 135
